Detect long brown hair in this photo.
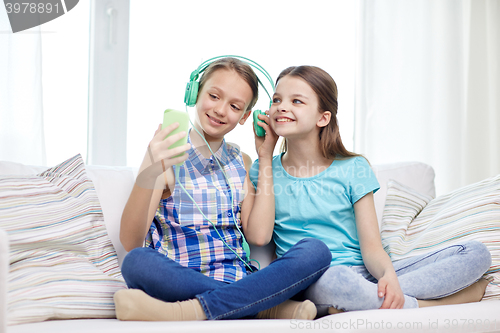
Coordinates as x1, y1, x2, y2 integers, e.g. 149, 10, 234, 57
198, 57, 259, 111
277, 66, 361, 160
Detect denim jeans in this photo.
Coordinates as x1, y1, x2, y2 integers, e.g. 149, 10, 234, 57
304, 240, 491, 315
121, 238, 332, 320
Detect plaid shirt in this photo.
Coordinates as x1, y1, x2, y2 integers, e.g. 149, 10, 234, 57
145, 135, 248, 283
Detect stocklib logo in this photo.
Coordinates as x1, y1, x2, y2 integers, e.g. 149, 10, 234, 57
4, 0, 79, 33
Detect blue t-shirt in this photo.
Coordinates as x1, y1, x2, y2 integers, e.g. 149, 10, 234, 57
249, 154, 380, 266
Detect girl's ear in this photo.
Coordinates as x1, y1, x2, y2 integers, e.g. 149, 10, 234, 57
239, 110, 252, 125
317, 111, 331, 128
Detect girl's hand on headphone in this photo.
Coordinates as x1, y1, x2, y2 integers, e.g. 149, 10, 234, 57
254, 112, 278, 159
136, 123, 191, 189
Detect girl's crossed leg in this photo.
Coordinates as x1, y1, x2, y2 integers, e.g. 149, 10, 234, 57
117, 238, 332, 320
304, 240, 491, 316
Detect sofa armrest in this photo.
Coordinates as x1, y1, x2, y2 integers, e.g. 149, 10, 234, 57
0, 229, 8, 333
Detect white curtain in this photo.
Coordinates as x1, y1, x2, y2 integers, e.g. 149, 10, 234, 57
0, 7, 46, 166
355, 0, 500, 195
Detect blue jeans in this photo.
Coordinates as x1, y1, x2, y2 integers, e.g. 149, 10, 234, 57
304, 240, 491, 315
121, 238, 331, 320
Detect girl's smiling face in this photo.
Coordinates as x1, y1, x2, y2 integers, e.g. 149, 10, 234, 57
194, 69, 253, 142
270, 75, 329, 140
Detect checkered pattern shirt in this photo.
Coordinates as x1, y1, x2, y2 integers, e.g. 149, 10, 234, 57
145, 136, 248, 283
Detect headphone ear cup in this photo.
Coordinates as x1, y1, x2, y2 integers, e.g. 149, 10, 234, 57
184, 80, 199, 107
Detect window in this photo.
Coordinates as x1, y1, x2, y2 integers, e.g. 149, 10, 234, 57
32, 1, 356, 167
41, 1, 90, 166
126, 0, 356, 166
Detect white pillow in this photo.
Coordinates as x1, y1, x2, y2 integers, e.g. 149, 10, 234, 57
0, 154, 126, 325
381, 177, 500, 300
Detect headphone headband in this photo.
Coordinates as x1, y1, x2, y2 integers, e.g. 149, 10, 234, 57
184, 55, 275, 108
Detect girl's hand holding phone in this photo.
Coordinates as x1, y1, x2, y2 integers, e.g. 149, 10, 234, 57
254, 111, 278, 159
136, 123, 191, 189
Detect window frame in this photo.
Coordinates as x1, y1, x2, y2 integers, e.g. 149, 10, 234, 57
87, 0, 130, 166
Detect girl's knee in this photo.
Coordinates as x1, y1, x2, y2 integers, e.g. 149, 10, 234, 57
294, 238, 332, 267
454, 240, 492, 277
467, 241, 492, 272
308, 266, 361, 301
121, 247, 151, 278
323, 265, 356, 285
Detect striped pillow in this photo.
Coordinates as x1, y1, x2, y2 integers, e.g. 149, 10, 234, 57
380, 177, 500, 300
0, 154, 126, 325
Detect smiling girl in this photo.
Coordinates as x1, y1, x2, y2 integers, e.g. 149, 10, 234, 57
249, 65, 491, 315
114, 58, 331, 321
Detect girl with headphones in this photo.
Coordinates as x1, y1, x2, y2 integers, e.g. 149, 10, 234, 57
248, 65, 491, 316
114, 57, 332, 321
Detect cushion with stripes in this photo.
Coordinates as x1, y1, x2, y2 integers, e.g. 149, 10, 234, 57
380, 176, 500, 300
0, 154, 126, 325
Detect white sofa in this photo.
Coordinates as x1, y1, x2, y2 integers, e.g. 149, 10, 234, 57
1, 160, 499, 333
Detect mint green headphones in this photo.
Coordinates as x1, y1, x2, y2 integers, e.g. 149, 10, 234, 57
184, 55, 275, 108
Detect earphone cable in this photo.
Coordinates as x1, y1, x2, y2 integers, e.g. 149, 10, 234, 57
174, 164, 256, 272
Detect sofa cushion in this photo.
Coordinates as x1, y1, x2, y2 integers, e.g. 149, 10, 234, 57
371, 161, 436, 227
0, 229, 8, 330
0, 154, 126, 325
0, 159, 137, 266
84, 165, 137, 266
380, 176, 500, 300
